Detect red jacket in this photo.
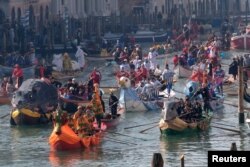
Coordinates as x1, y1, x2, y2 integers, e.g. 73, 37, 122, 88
12, 67, 23, 78
90, 70, 101, 84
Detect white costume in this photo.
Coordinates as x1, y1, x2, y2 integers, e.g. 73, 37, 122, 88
75, 46, 86, 69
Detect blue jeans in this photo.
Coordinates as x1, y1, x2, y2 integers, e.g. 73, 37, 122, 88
167, 82, 172, 95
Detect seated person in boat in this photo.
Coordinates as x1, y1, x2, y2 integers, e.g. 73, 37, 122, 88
64, 78, 74, 90
116, 67, 130, 79
153, 64, 162, 79
140, 64, 149, 80
140, 79, 154, 100
109, 90, 119, 118
193, 101, 203, 119
120, 59, 130, 72
50, 77, 62, 88
132, 56, 141, 69
62, 53, 73, 74
150, 77, 162, 99
176, 98, 185, 115
75, 107, 95, 137
71, 78, 79, 95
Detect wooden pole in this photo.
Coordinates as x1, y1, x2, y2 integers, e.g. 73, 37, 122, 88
230, 142, 237, 151
180, 154, 185, 167
238, 58, 245, 124
151, 153, 164, 167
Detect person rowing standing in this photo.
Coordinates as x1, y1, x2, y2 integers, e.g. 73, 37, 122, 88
109, 89, 119, 119
161, 64, 175, 97
12, 64, 23, 88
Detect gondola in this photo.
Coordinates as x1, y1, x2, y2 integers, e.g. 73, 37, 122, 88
159, 101, 213, 135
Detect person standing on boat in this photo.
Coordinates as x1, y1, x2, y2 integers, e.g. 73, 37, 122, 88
90, 67, 102, 85
172, 55, 179, 68
213, 64, 225, 94
148, 48, 157, 70
161, 64, 175, 96
12, 64, 23, 88
228, 57, 238, 80
109, 90, 119, 118
194, 83, 213, 113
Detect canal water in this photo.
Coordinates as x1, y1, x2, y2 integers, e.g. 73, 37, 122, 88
0, 51, 250, 167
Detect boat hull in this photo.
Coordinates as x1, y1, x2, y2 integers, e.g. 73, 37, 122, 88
49, 124, 103, 151
159, 113, 212, 135
231, 34, 250, 50
10, 108, 52, 125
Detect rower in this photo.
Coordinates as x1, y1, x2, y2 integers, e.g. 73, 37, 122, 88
109, 89, 119, 119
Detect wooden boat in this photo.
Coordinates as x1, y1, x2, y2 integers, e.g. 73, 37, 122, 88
0, 95, 11, 105
174, 65, 193, 78
93, 113, 122, 129
59, 96, 90, 106
49, 124, 104, 151
128, 31, 169, 43
10, 108, 52, 125
231, 25, 250, 50
0, 65, 35, 77
52, 70, 85, 81
159, 101, 212, 135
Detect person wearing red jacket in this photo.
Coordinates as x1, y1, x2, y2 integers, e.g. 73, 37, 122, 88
90, 67, 101, 84
12, 64, 23, 88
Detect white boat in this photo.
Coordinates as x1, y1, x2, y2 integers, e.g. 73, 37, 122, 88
174, 65, 193, 78
118, 76, 162, 112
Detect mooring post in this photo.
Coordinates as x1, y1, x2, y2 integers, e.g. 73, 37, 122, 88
238, 57, 245, 123
151, 153, 164, 167
180, 154, 184, 167
230, 142, 237, 151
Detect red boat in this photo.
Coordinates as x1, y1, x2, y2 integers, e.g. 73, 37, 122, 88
49, 124, 106, 151
231, 25, 250, 50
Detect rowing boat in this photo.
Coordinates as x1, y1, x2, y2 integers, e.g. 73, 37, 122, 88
49, 124, 105, 151
159, 101, 212, 135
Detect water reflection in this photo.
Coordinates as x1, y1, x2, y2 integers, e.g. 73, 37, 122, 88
49, 147, 103, 167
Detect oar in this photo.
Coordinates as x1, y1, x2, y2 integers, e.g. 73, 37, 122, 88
124, 121, 159, 129
211, 122, 237, 128
105, 136, 138, 145
139, 124, 158, 133
0, 113, 9, 119
211, 125, 241, 134
107, 131, 148, 141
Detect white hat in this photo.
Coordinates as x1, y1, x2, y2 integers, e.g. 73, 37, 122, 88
69, 87, 74, 91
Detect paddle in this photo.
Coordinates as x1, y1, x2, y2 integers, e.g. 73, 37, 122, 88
0, 113, 9, 119
124, 121, 159, 129
211, 122, 238, 128
139, 124, 158, 133
211, 125, 241, 134
107, 131, 148, 141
